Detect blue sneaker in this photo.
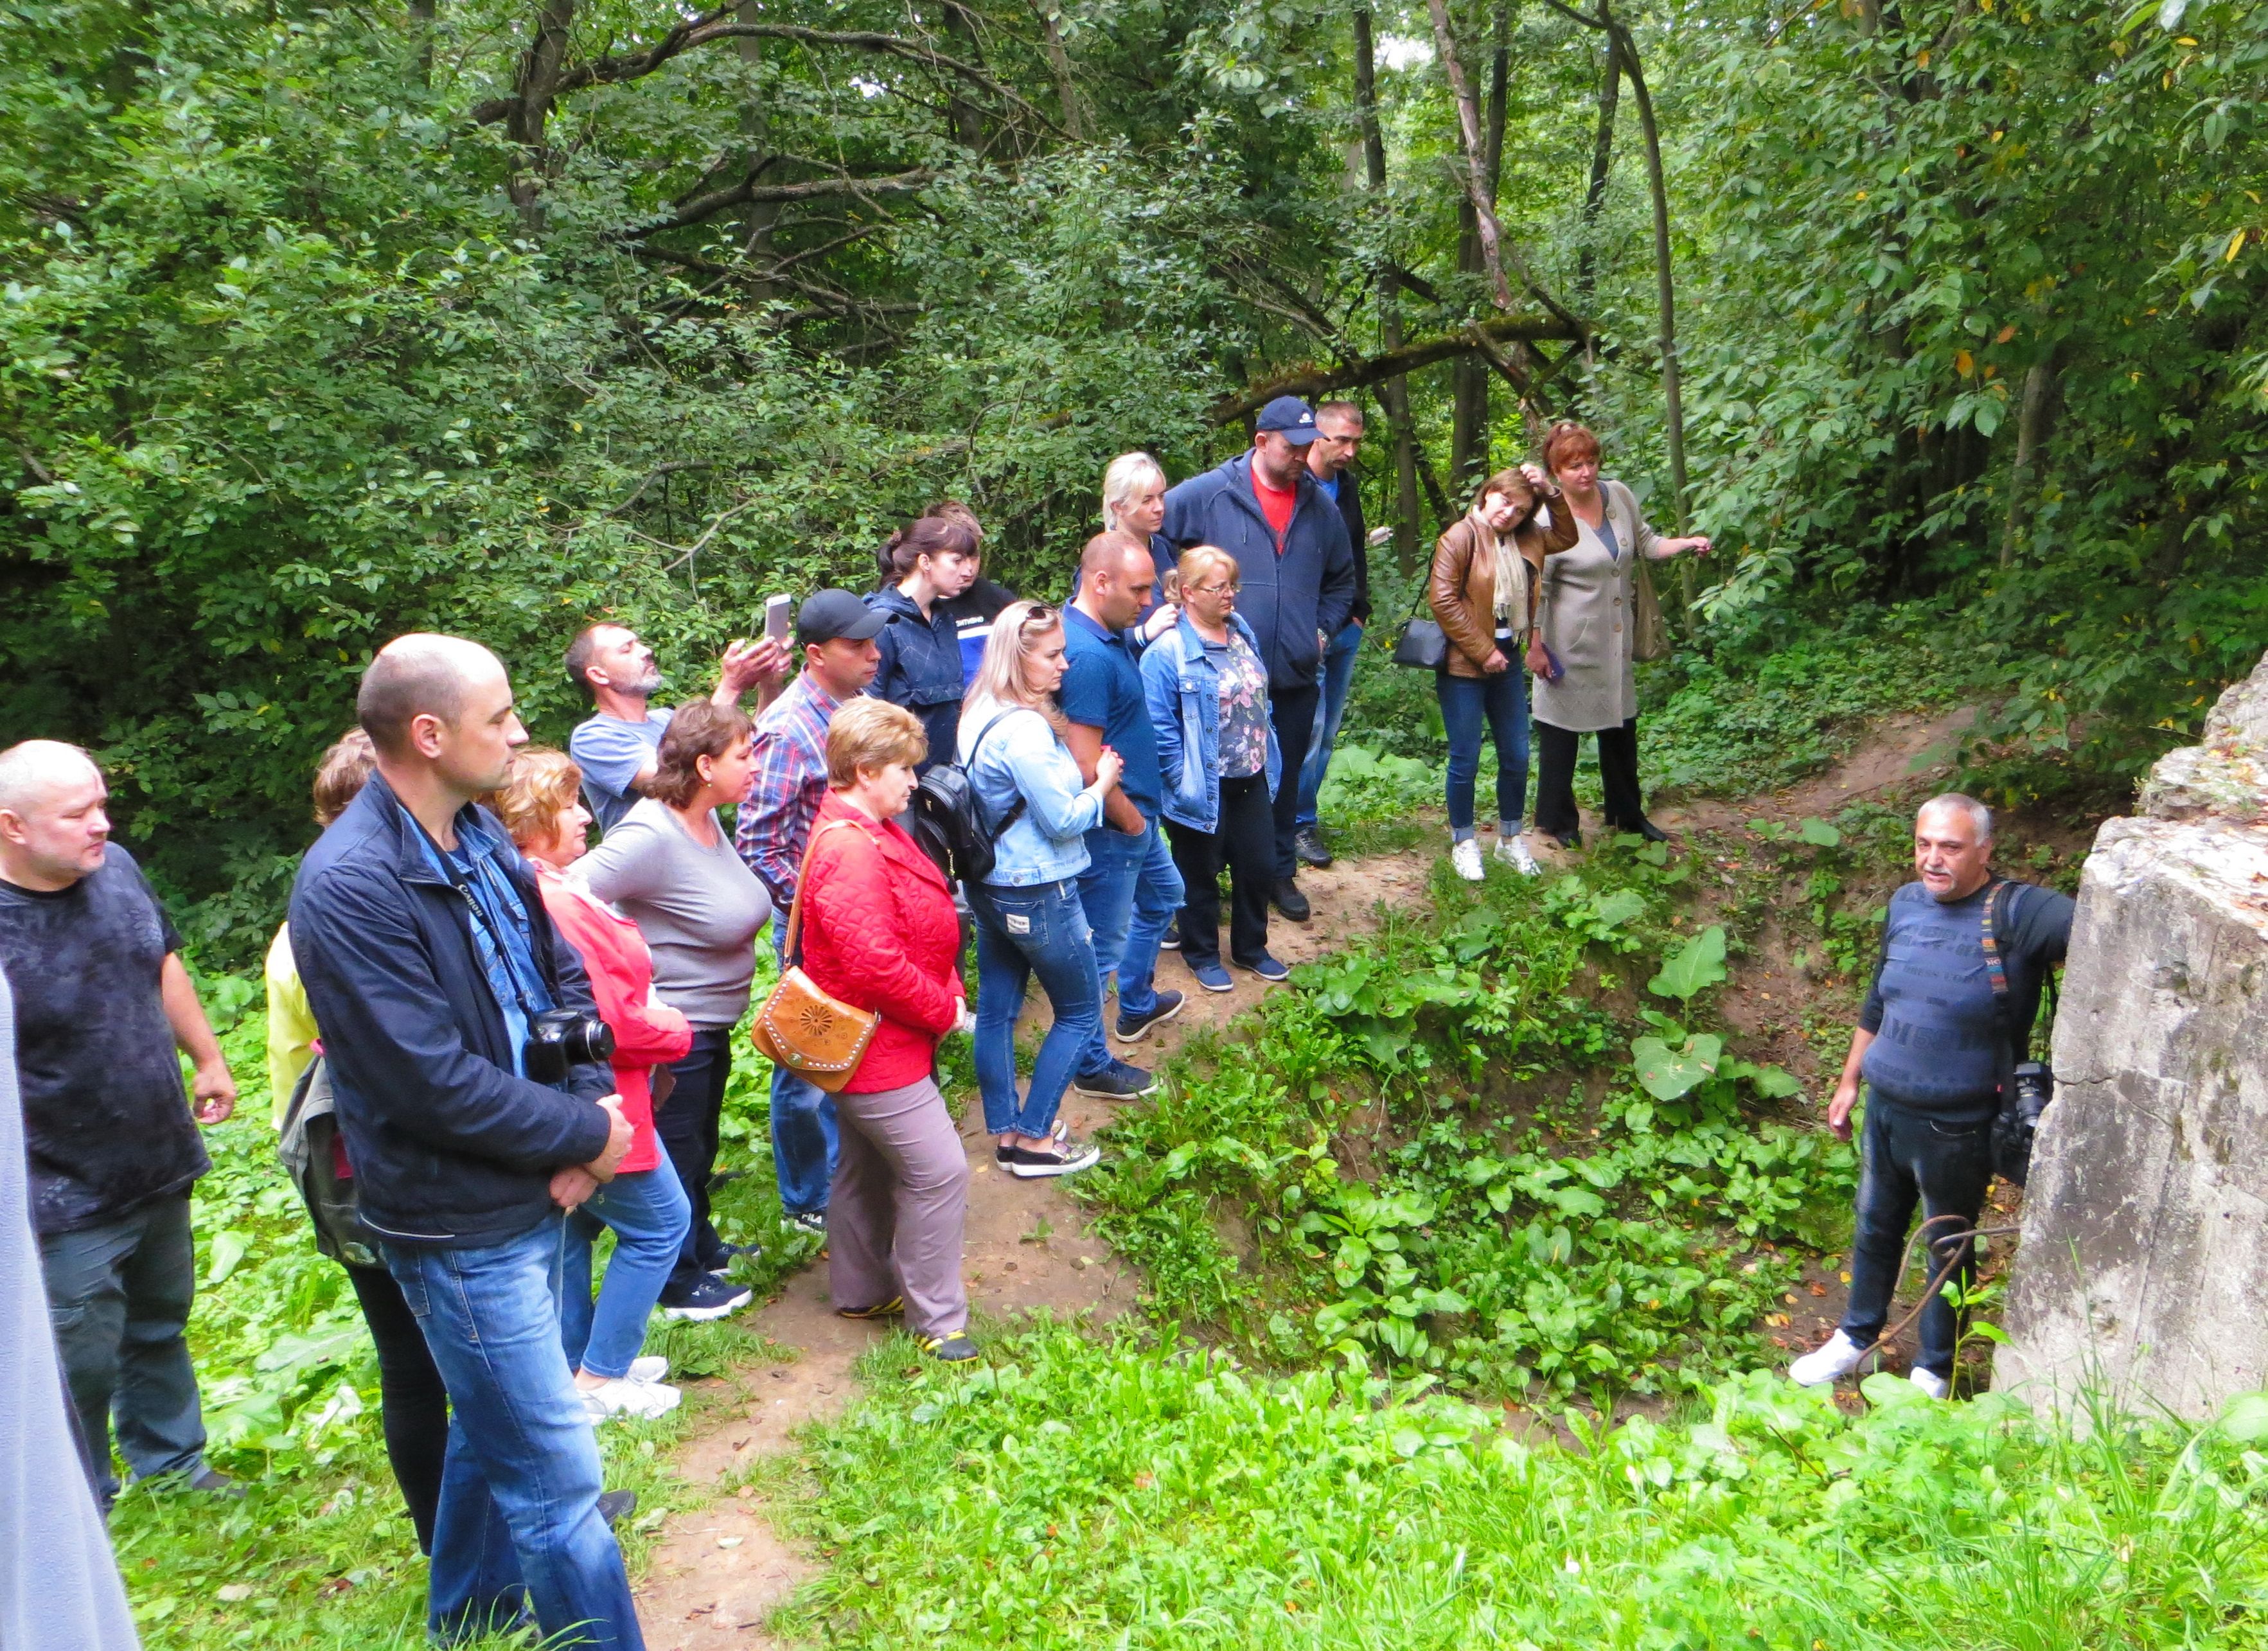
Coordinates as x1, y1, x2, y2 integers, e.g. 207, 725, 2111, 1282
1070, 1059, 1158, 1100
1237, 952, 1290, 983
1188, 960, 1234, 993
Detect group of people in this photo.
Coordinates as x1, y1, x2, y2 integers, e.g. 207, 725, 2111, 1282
0, 389, 2068, 1651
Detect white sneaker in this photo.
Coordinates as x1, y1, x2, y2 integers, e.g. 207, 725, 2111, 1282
1908, 1366, 1950, 1400
1493, 834, 1541, 876
627, 1356, 669, 1385
581, 1377, 682, 1423
1450, 838, 1485, 882
1788, 1329, 1869, 1388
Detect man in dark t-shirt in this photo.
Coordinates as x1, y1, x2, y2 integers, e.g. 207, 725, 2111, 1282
0, 740, 239, 1508
1787, 793, 2073, 1400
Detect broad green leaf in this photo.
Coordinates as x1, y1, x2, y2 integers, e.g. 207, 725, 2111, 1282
206, 1228, 253, 1286
1649, 926, 1728, 1001
1631, 1032, 1724, 1100
1591, 889, 1649, 930
2219, 1391, 2268, 1443
1796, 817, 1842, 847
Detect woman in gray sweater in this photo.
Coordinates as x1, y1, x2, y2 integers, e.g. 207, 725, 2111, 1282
575, 700, 772, 1320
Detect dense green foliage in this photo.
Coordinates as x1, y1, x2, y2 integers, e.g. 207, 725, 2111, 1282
784, 1324, 2268, 1647
10, 0, 2268, 953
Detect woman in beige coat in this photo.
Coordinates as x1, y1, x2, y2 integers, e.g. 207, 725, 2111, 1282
1427, 465, 1578, 881
1529, 422, 1710, 845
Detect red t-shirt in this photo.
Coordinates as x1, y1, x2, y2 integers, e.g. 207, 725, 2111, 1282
1252, 470, 1297, 549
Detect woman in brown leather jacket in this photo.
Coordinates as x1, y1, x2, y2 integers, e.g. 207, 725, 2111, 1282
1427, 464, 1579, 881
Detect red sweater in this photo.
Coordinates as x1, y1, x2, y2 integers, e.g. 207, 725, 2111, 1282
797, 792, 964, 1093
535, 861, 694, 1172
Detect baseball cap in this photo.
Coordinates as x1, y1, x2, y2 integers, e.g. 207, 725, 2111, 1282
1254, 396, 1321, 444
796, 589, 887, 645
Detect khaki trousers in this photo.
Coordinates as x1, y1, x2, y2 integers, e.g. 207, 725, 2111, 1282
827, 1077, 970, 1339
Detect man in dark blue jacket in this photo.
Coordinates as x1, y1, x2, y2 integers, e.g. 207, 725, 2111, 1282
291, 634, 642, 1650
1160, 396, 1358, 922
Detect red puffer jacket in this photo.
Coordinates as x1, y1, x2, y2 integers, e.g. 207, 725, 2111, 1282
797, 791, 964, 1093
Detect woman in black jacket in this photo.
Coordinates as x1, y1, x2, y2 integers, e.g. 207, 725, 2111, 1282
867, 513, 982, 772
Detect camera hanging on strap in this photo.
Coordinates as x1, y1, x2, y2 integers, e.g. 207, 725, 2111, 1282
1981, 878, 2059, 1186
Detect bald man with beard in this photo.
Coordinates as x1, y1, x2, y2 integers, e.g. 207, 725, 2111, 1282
289, 635, 643, 1649
0, 738, 239, 1514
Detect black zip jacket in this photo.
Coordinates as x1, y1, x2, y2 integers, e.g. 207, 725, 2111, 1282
288, 771, 615, 1249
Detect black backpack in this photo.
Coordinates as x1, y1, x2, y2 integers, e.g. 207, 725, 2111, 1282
908, 709, 1029, 884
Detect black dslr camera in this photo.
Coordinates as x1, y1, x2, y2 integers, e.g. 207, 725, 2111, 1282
524, 1009, 616, 1085
1991, 1059, 2054, 1186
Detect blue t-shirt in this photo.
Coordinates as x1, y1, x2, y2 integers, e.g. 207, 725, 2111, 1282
1316, 473, 1340, 504
1061, 605, 1162, 820
1860, 882, 2002, 1115
569, 708, 673, 834
415, 813, 555, 1080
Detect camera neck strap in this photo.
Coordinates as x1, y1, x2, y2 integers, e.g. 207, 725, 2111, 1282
407, 807, 554, 1025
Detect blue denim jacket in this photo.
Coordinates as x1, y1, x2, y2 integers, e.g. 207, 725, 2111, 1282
959, 700, 1104, 887
1141, 613, 1282, 834
867, 586, 965, 773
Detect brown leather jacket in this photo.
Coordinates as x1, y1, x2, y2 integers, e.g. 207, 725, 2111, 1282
1427, 502, 1580, 678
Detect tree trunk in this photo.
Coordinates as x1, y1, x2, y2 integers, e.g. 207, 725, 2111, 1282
1999, 357, 2057, 569
735, 3, 781, 288
941, 3, 991, 152
1451, 201, 1489, 491
409, 0, 436, 85
1354, 3, 1423, 572
506, 0, 576, 224
1606, 12, 1688, 556
1032, 2, 1086, 139
1424, 0, 1518, 313
1575, 33, 1620, 315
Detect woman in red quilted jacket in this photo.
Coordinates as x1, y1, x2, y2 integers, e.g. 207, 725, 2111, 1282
795, 698, 976, 1361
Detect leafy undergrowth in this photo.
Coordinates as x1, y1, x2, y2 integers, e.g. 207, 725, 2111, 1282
781, 1323, 2268, 1648
114, 984, 813, 1648
1081, 833, 1858, 1402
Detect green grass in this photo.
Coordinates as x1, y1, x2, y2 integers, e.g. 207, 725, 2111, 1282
777, 1323, 2268, 1648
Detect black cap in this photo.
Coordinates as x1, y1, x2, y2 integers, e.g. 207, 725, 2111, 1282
796, 589, 887, 646
1255, 395, 1321, 443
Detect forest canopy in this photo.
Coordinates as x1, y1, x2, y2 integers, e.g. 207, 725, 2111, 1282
6, 0, 2267, 951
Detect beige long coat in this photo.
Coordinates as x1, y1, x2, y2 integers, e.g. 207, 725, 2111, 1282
1532, 479, 1662, 733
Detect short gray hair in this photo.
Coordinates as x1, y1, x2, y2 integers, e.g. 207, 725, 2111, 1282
1918, 792, 1992, 843
0, 740, 102, 815
1101, 452, 1167, 534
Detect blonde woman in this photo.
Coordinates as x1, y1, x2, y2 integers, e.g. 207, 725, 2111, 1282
1102, 450, 1184, 635
958, 602, 1124, 1177
1142, 547, 1283, 988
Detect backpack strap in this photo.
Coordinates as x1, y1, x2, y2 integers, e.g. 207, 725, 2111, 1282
966, 709, 1034, 838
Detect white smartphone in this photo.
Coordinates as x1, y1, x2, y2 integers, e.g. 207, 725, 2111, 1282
763, 594, 793, 646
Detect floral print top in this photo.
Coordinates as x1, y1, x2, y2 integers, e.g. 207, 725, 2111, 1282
1209, 628, 1270, 779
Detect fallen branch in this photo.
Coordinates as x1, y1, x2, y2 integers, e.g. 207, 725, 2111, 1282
1206, 313, 1583, 423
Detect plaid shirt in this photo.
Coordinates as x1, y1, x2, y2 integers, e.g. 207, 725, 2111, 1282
736, 671, 846, 909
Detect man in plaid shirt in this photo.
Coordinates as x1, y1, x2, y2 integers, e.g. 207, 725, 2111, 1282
735, 590, 885, 1228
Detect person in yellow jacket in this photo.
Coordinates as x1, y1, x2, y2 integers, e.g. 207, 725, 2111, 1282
265, 732, 376, 1122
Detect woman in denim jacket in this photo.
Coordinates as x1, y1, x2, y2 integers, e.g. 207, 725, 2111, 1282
1142, 547, 1285, 990
958, 601, 1124, 1178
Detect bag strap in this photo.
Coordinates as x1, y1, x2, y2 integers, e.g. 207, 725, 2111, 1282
780, 817, 865, 969
1980, 878, 2026, 1084
966, 708, 1034, 837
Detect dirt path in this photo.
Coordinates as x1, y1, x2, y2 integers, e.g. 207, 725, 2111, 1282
632, 847, 1431, 1649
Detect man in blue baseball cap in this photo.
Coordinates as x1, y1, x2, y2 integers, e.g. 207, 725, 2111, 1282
1158, 396, 1357, 925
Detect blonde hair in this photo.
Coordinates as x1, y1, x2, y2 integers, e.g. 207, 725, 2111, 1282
489, 748, 583, 851
828, 697, 928, 788
1101, 452, 1167, 533
1176, 545, 1239, 592
967, 601, 1071, 736
311, 728, 377, 827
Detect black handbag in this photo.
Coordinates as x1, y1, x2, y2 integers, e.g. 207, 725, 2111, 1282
1390, 578, 1448, 671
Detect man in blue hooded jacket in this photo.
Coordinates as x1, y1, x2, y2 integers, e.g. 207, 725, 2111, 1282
1160, 396, 1357, 922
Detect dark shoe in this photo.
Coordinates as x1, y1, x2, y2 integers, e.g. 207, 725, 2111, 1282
1070, 1059, 1158, 1099
1237, 952, 1290, 983
1115, 991, 1185, 1044
997, 1135, 1102, 1178
786, 1210, 826, 1237
1188, 959, 1233, 993
837, 1296, 905, 1320
1272, 879, 1311, 923
188, 1468, 246, 1499
598, 1489, 639, 1529
1631, 818, 1671, 844
923, 1331, 980, 1362
1158, 917, 1180, 951
1537, 829, 1582, 851
1295, 827, 1334, 869
706, 1240, 762, 1274
661, 1275, 754, 1321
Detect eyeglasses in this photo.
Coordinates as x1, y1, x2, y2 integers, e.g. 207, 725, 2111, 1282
1188, 581, 1239, 597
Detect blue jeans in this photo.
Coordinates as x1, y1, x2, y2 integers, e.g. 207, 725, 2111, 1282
561, 1160, 691, 1381
40, 1194, 208, 1507
1438, 666, 1531, 833
770, 928, 840, 1218
1838, 1094, 1995, 1379
1296, 620, 1365, 829
1076, 818, 1184, 1067
970, 879, 1103, 1139
385, 1217, 642, 1649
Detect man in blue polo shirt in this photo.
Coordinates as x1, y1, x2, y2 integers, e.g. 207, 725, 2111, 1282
1060, 532, 1187, 1099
